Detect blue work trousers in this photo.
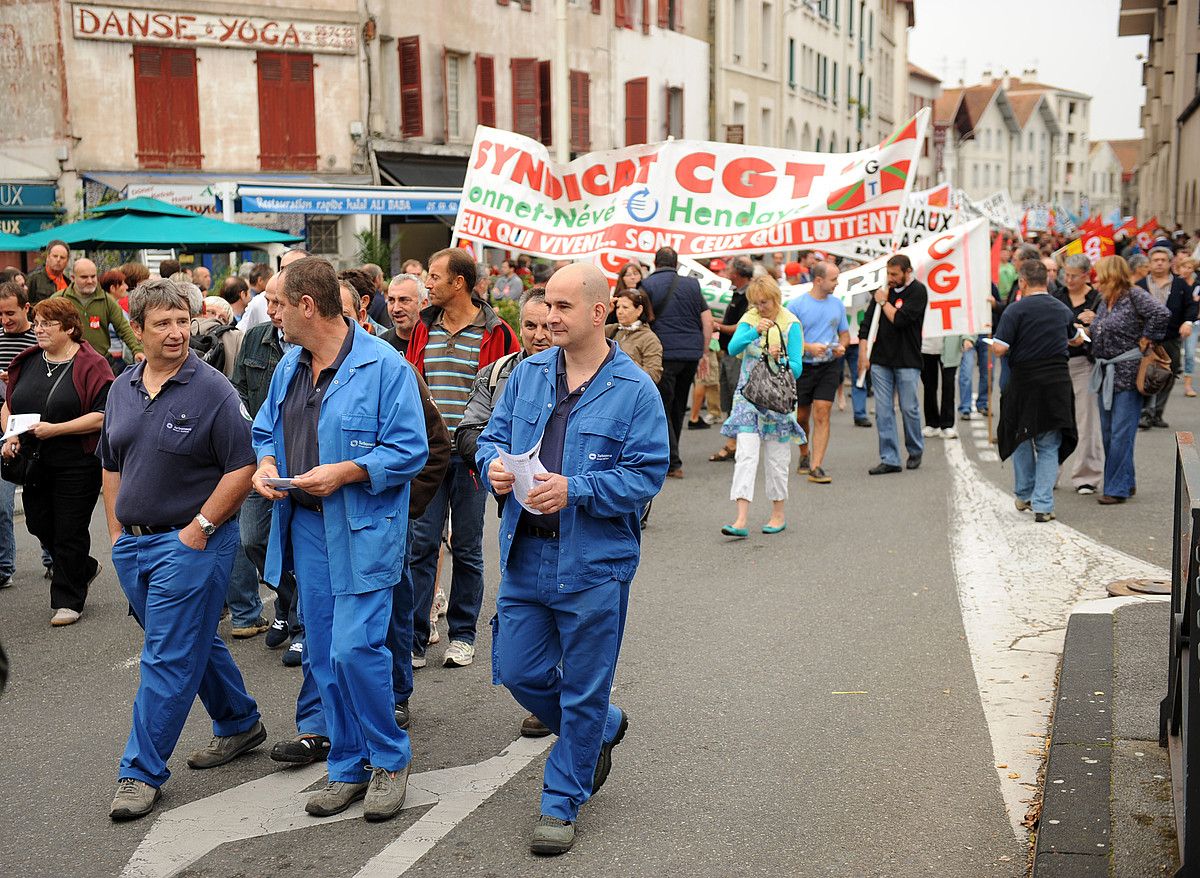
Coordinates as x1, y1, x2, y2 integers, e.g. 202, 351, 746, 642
410, 456, 487, 653
1099, 389, 1142, 499
387, 521, 416, 706
493, 535, 628, 821
843, 344, 868, 420
870, 365, 924, 466
291, 506, 408, 783
112, 523, 260, 788
1012, 430, 1062, 514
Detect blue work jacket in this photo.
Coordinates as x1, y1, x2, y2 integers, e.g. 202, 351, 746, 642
252, 323, 429, 595
476, 344, 669, 591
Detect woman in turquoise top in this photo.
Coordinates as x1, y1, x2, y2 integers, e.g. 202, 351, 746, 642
720, 274, 805, 537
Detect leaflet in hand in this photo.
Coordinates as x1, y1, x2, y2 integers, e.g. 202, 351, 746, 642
498, 439, 549, 516
261, 477, 295, 490
1075, 327, 1092, 343
2, 414, 39, 441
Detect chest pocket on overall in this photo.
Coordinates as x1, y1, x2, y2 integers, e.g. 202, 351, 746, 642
578, 416, 629, 469
158, 408, 197, 455
341, 414, 377, 460
511, 398, 544, 446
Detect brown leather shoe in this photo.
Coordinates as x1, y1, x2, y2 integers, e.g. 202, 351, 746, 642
1097, 495, 1127, 505
666, 468, 684, 479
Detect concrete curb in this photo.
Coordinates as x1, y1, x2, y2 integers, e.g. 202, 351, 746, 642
1032, 596, 1169, 877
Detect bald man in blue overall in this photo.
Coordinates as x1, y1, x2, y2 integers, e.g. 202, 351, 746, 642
477, 262, 669, 854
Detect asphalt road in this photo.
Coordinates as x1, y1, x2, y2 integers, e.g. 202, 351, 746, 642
0, 379, 1189, 878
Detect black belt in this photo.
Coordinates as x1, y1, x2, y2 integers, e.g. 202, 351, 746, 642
123, 523, 189, 537
517, 522, 559, 540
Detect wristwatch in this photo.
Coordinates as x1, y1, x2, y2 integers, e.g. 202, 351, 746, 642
194, 513, 217, 537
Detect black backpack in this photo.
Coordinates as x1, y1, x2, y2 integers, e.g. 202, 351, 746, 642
191, 323, 239, 373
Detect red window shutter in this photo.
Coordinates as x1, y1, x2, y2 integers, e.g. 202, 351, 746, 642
657, 0, 669, 27
625, 77, 648, 145
592, 0, 601, 11
615, 0, 628, 27
570, 70, 590, 152
476, 55, 496, 127
642, 0, 651, 32
511, 58, 540, 139
537, 59, 552, 146
497, 0, 509, 5
133, 46, 167, 168
398, 36, 424, 137
257, 52, 287, 170
284, 54, 317, 170
674, 0, 683, 31
135, 47, 200, 169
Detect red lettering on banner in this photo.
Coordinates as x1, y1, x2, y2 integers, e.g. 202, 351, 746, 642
784, 163, 823, 198
927, 234, 955, 260
582, 165, 608, 196
928, 299, 962, 330
512, 153, 545, 190
472, 140, 493, 171
927, 263, 958, 295
677, 153, 715, 194
722, 157, 774, 198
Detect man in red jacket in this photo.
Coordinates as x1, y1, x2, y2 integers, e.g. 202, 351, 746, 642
406, 248, 518, 669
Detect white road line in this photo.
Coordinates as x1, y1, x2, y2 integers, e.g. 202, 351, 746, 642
977, 450, 999, 462
973, 439, 990, 450
122, 735, 553, 878
945, 439, 1166, 839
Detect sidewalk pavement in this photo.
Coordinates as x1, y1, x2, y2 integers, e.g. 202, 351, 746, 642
1033, 597, 1178, 876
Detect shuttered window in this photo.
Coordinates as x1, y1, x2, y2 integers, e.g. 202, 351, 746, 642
398, 36, 423, 137
624, 77, 648, 145
538, 60, 552, 147
659, 0, 683, 30
511, 57, 540, 140
133, 46, 201, 169
476, 55, 496, 127
665, 85, 684, 138
615, 0, 628, 27
592, 0, 601, 11
570, 70, 590, 152
256, 52, 317, 171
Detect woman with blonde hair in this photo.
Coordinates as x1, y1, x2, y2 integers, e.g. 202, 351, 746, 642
720, 275, 804, 536
1089, 255, 1168, 504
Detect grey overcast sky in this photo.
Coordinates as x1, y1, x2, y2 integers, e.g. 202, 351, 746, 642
907, 0, 1148, 141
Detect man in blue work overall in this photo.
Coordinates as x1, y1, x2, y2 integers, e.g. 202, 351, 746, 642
102, 278, 263, 821
251, 257, 428, 822
477, 262, 669, 854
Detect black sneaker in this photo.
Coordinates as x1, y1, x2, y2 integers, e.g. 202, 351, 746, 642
269, 734, 331, 764
1151, 417, 1170, 429
395, 701, 410, 730
686, 418, 711, 430
796, 454, 811, 475
906, 456, 922, 470
591, 709, 629, 794
1034, 512, 1056, 523
264, 618, 289, 650
854, 417, 873, 428
0, 575, 11, 589
282, 640, 304, 667
868, 462, 902, 475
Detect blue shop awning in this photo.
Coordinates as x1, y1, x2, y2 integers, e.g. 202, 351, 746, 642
234, 184, 461, 216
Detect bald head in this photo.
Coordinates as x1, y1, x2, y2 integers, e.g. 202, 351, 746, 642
547, 261, 610, 305
281, 248, 309, 269
73, 258, 98, 295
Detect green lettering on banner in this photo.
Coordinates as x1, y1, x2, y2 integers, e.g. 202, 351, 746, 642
694, 206, 712, 224
514, 202, 531, 219
669, 196, 694, 223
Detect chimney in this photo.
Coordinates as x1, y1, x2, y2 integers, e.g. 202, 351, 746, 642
1022, 67, 1037, 80
981, 68, 992, 81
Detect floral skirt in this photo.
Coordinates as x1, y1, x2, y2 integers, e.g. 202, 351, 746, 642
721, 393, 807, 444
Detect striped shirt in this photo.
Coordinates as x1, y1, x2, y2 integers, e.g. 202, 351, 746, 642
0, 328, 37, 399
424, 309, 486, 433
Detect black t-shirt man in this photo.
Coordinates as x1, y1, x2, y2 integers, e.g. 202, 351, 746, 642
861, 279, 928, 369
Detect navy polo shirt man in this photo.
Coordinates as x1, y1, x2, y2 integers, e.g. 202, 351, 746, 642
639, 247, 713, 477
101, 278, 263, 822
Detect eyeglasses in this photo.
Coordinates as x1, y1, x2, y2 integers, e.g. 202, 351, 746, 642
33, 321, 61, 330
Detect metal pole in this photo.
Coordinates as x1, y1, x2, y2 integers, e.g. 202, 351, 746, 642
221, 181, 238, 275
554, 0, 569, 164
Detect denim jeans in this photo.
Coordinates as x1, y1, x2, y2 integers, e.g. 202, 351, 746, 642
843, 344, 868, 419
410, 456, 487, 653
0, 477, 16, 580
225, 518, 264, 628
387, 521, 415, 705
1184, 330, 1197, 377
870, 365, 924, 466
1012, 430, 1062, 513
1099, 389, 1142, 498
959, 339, 990, 413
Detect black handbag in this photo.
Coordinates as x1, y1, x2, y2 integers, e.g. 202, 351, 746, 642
1, 362, 71, 486
741, 321, 797, 414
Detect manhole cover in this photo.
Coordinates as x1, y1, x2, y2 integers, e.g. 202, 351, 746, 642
1106, 578, 1171, 597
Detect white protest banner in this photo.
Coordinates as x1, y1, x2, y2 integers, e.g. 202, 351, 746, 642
454, 110, 929, 261
969, 191, 1020, 231
780, 217, 992, 340
824, 181, 962, 261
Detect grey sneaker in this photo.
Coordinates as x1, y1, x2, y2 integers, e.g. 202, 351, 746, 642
530, 815, 575, 855
186, 720, 267, 769
443, 640, 475, 667
109, 778, 161, 821
231, 616, 271, 638
363, 763, 410, 822
305, 778, 369, 817
1014, 498, 1032, 512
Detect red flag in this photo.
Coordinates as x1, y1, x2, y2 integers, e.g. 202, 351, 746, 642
990, 231, 1004, 285
1019, 211, 1028, 239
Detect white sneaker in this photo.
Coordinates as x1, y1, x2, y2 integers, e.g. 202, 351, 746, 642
431, 589, 448, 618
411, 652, 427, 669
428, 622, 441, 645
1076, 485, 1097, 495
443, 640, 475, 668
51, 607, 81, 627
922, 425, 938, 437
941, 427, 958, 439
